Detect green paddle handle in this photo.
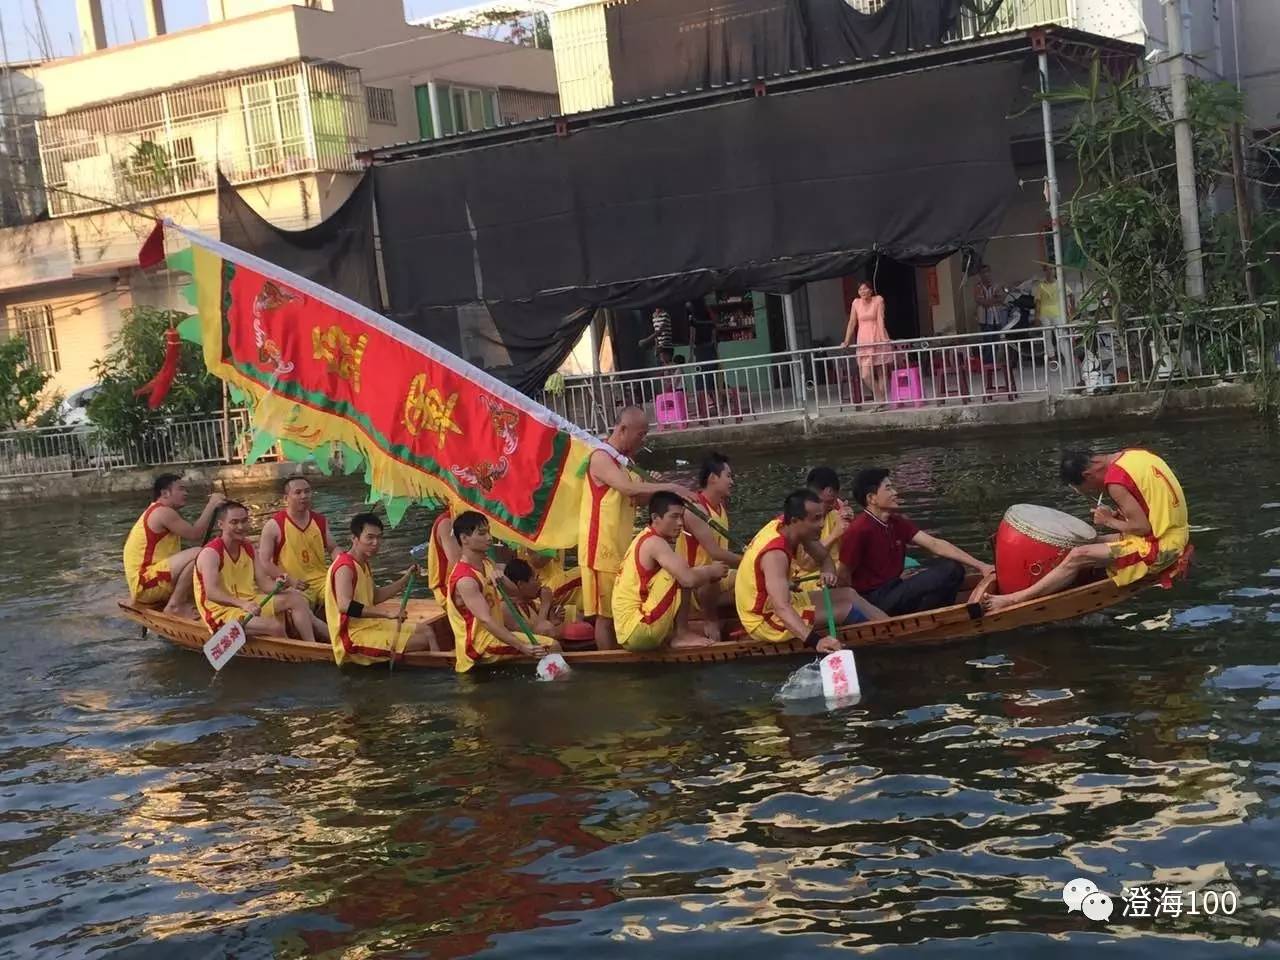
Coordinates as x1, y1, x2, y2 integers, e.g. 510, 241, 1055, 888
389, 568, 416, 672
495, 577, 539, 648
821, 584, 838, 639
242, 581, 285, 624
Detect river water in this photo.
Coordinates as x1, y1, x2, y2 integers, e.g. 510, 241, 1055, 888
1, 414, 1278, 957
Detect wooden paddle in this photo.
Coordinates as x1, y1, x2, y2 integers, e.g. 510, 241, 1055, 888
388, 566, 416, 674
202, 581, 285, 671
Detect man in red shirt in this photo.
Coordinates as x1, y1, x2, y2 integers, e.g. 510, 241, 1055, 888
839, 468, 994, 615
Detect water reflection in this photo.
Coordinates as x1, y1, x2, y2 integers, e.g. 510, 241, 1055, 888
1, 415, 1278, 956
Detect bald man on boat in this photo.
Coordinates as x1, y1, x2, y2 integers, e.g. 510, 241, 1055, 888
613, 491, 729, 651
578, 405, 695, 651
736, 489, 887, 653
122, 473, 225, 618
985, 448, 1190, 611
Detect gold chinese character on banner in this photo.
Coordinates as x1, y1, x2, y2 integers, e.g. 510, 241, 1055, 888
403, 375, 463, 448
312, 325, 369, 392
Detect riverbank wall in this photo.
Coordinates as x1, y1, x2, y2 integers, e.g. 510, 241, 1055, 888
643, 381, 1256, 451
0, 382, 1256, 504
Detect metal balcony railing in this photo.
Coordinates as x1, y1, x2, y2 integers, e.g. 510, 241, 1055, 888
38, 61, 367, 217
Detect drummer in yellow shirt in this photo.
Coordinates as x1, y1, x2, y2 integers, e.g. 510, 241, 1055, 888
613, 492, 728, 652
985, 448, 1191, 611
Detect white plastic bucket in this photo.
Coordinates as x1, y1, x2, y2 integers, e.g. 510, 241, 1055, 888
819, 649, 860, 700
536, 652, 571, 681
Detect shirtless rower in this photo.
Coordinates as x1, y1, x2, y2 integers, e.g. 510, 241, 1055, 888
614, 492, 729, 652
122, 473, 225, 617
736, 489, 887, 652
680, 452, 742, 640
448, 511, 561, 673
579, 406, 694, 650
985, 448, 1191, 611
794, 466, 853, 573
257, 476, 337, 629
326, 512, 437, 666
194, 501, 322, 641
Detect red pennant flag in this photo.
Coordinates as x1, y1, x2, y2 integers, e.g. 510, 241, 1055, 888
133, 326, 182, 409
138, 220, 165, 269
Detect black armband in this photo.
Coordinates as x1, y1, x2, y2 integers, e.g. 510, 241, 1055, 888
346, 600, 366, 618
804, 629, 822, 649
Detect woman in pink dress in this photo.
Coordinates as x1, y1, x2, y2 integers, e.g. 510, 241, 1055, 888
841, 282, 891, 404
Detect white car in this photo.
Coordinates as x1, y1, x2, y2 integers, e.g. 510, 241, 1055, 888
59, 383, 102, 426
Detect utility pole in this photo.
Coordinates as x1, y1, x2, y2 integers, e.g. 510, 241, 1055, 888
1038, 48, 1069, 332
1165, 0, 1205, 299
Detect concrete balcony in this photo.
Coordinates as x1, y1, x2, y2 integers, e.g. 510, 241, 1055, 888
0, 222, 75, 293
38, 61, 367, 218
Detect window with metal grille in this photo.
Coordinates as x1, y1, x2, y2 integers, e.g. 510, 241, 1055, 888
10, 304, 59, 373
365, 86, 397, 125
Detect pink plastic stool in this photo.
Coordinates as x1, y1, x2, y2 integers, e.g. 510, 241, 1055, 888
654, 391, 688, 429
888, 366, 925, 407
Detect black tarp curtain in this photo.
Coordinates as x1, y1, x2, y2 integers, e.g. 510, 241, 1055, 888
605, 0, 967, 105
216, 170, 380, 310
220, 53, 1023, 397
373, 59, 1022, 378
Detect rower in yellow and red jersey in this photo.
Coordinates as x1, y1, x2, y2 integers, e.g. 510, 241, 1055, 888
257, 476, 336, 609
577, 407, 695, 650
123, 474, 224, 616
678, 453, 743, 638
325, 512, 436, 666
614, 493, 727, 651
193, 501, 321, 641
425, 505, 457, 609
792, 466, 850, 575
519, 547, 583, 612
986, 448, 1192, 612
735, 490, 886, 649
448, 511, 559, 673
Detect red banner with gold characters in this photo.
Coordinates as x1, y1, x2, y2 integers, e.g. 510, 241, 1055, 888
169, 224, 595, 548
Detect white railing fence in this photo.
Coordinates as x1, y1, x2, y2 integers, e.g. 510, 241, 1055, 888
2, 309, 1268, 478
542, 305, 1271, 434
1055, 305, 1267, 394
0, 410, 254, 480
543, 352, 808, 434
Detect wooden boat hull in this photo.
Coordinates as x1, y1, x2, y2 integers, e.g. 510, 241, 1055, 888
117, 571, 1158, 670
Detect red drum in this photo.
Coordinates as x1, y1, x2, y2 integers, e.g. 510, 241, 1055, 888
560, 621, 596, 646
994, 504, 1097, 595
